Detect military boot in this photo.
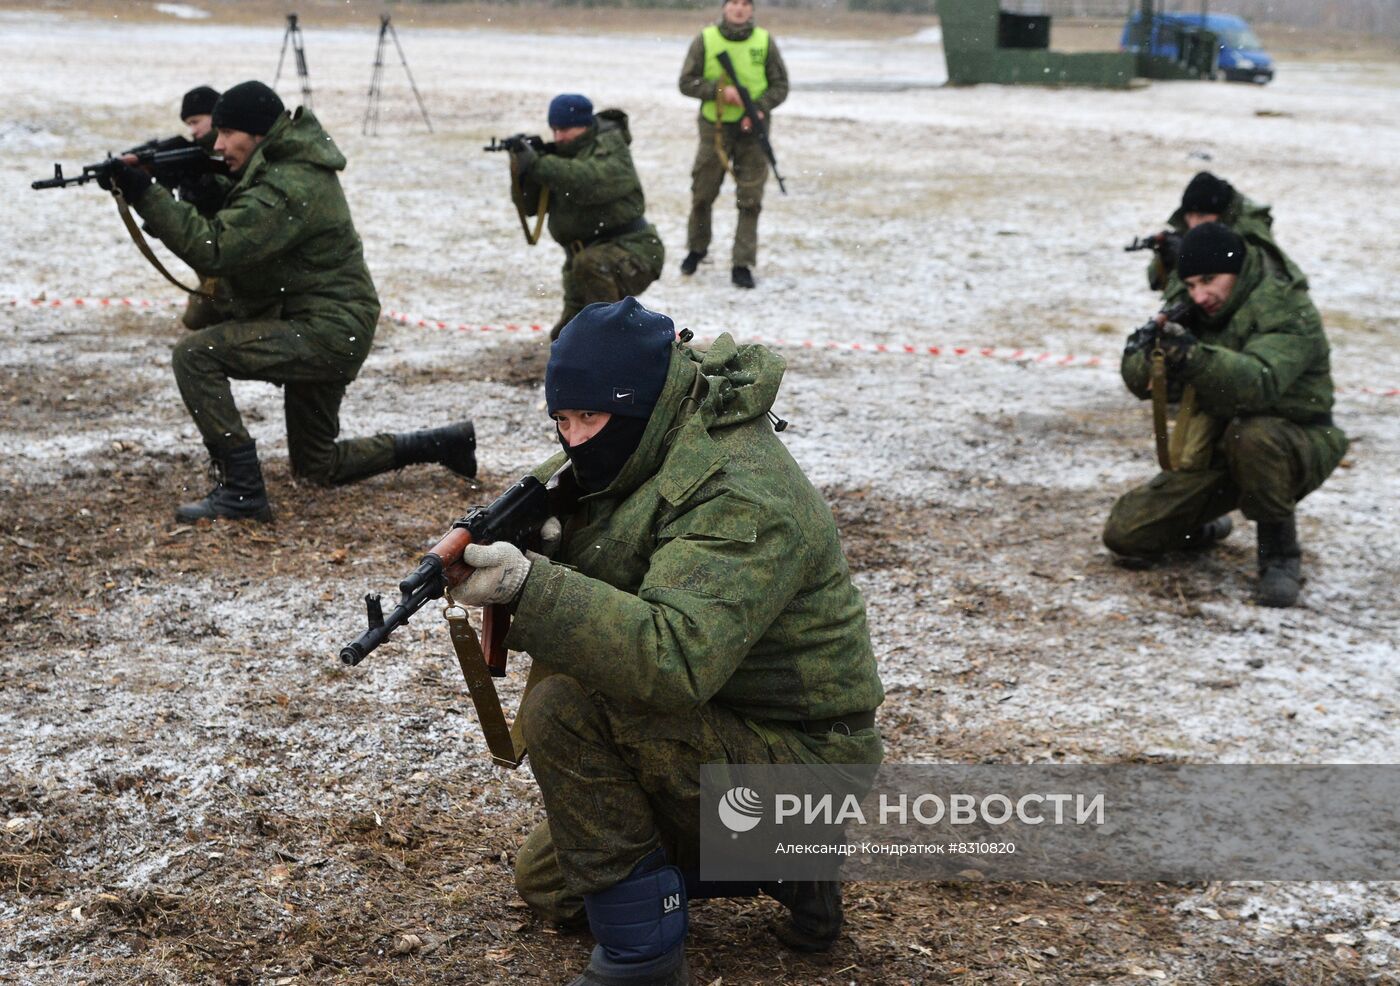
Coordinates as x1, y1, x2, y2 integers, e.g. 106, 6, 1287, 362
391, 421, 476, 479
1183, 514, 1233, 550
731, 266, 756, 289
763, 880, 843, 952
176, 441, 273, 523
679, 251, 705, 276
568, 852, 690, 986
1256, 517, 1302, 608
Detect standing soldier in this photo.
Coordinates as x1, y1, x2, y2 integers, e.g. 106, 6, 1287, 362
98, 80, 477, 522
1145, 171, 1305, 298
508, 94, 665, 340
678, 0, 789, 289
449, 298, 884, 983
1104, 223, 1348, 608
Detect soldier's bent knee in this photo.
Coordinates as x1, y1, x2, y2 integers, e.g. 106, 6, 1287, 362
1222, 417, 1283, 463
171, 333, 208, 378
519, 674, 594, 755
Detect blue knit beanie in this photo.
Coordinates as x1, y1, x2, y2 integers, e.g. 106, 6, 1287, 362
547, 298, 675, 419
548, 93, 594, 129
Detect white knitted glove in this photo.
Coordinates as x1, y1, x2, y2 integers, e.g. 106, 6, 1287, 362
459, 542, 531, 605
538, 516, 563, 558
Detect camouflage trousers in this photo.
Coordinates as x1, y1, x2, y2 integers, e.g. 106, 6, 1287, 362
514, 674, 816, 925
1103, 415, 1348, 557
171, 318, 394, 486
555, 229, 665, 340
686, 117, 771, 269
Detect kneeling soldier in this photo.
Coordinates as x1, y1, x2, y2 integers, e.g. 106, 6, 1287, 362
1146, 170, 1304, 298
1105, 223, 1348, 607
450, 298, 884, 983
510, 94, 665, 340
100, 81, 477, 522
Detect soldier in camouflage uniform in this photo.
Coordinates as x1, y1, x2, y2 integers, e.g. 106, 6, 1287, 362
1105, 223, 1347, 608
175, 85, 233, 330
452, 298, 884, 985
102, 81, 476, 522
1146, 171, 1305, 298
510, 94, 664, 340
678, 0, 789, 289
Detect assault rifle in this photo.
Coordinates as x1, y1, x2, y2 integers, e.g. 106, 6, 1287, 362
341, 466, 577, 768
1127, 299, 1197, 355
32, 136, 228, 191
482, 133, 551, 154
1126, 229, 1182, 263
714, 49, 787, 195
340, 466, 575, 673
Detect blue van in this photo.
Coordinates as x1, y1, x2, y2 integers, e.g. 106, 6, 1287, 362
1121, 11, 1275, 84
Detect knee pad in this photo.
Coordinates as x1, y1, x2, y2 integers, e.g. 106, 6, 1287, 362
584, 850, 688, 965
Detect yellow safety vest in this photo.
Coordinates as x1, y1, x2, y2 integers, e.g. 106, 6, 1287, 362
701, 25, 770, 124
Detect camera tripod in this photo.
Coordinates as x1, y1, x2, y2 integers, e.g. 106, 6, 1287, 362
273, 12, 313, 109
363, 15, 433, 135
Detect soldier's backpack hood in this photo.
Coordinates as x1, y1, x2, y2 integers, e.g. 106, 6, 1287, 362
596, 108, 633, 146
258, 108, 348, 171
599, 333, 785, 500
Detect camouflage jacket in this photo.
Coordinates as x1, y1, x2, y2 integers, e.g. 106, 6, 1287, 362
1150, 190, 1307, 298
517, 111, 660, 261
132, 109, 379, 368
1124, 242, 1337, 424
506, 336, 884, 761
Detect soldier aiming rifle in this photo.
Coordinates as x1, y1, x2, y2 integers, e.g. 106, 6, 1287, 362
491, 94, 665, 340
68, 80, 478, 523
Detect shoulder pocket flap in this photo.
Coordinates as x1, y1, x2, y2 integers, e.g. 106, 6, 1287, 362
659, 496, 759, 544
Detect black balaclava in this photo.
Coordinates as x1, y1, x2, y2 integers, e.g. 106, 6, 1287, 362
556, 415, 651, 494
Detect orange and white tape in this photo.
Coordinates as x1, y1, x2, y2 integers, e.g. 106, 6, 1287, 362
9, 296, 1397, 397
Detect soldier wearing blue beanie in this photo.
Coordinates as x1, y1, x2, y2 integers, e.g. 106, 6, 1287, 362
503, 95, 665, 339
548, 93, 595, 130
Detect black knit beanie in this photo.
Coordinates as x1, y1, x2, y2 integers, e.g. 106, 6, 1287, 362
1176, 222, 1246, 279
181, 86, 220, 120
547, 298, 675, 420
211, 81, 286, 136
1180, 171, 1234, 216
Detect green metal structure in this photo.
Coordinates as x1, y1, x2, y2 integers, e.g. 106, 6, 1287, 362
937, 0, 1217, 89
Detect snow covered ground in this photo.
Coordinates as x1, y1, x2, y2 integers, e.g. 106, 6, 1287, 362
2, 7, 1399, 984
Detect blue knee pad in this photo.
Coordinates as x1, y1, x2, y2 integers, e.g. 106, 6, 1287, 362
584, 851, 688, 965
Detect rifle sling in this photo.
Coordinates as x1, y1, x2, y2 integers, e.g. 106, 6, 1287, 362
114, 191, 213, 298
511, 167, 550, 246
1167, 384, 1199, 470
444, 604, 525, 769
1150, 348, 1173, 472
712, 115, 739, 183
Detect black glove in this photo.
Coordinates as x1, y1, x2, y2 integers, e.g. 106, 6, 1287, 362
1157, 321, 1198, 368
510, 141, 538, 176
1123, 325, 1156, 357
97, 160, 155, 202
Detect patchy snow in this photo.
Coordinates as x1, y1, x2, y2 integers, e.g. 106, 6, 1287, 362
153, 3, 209, 19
